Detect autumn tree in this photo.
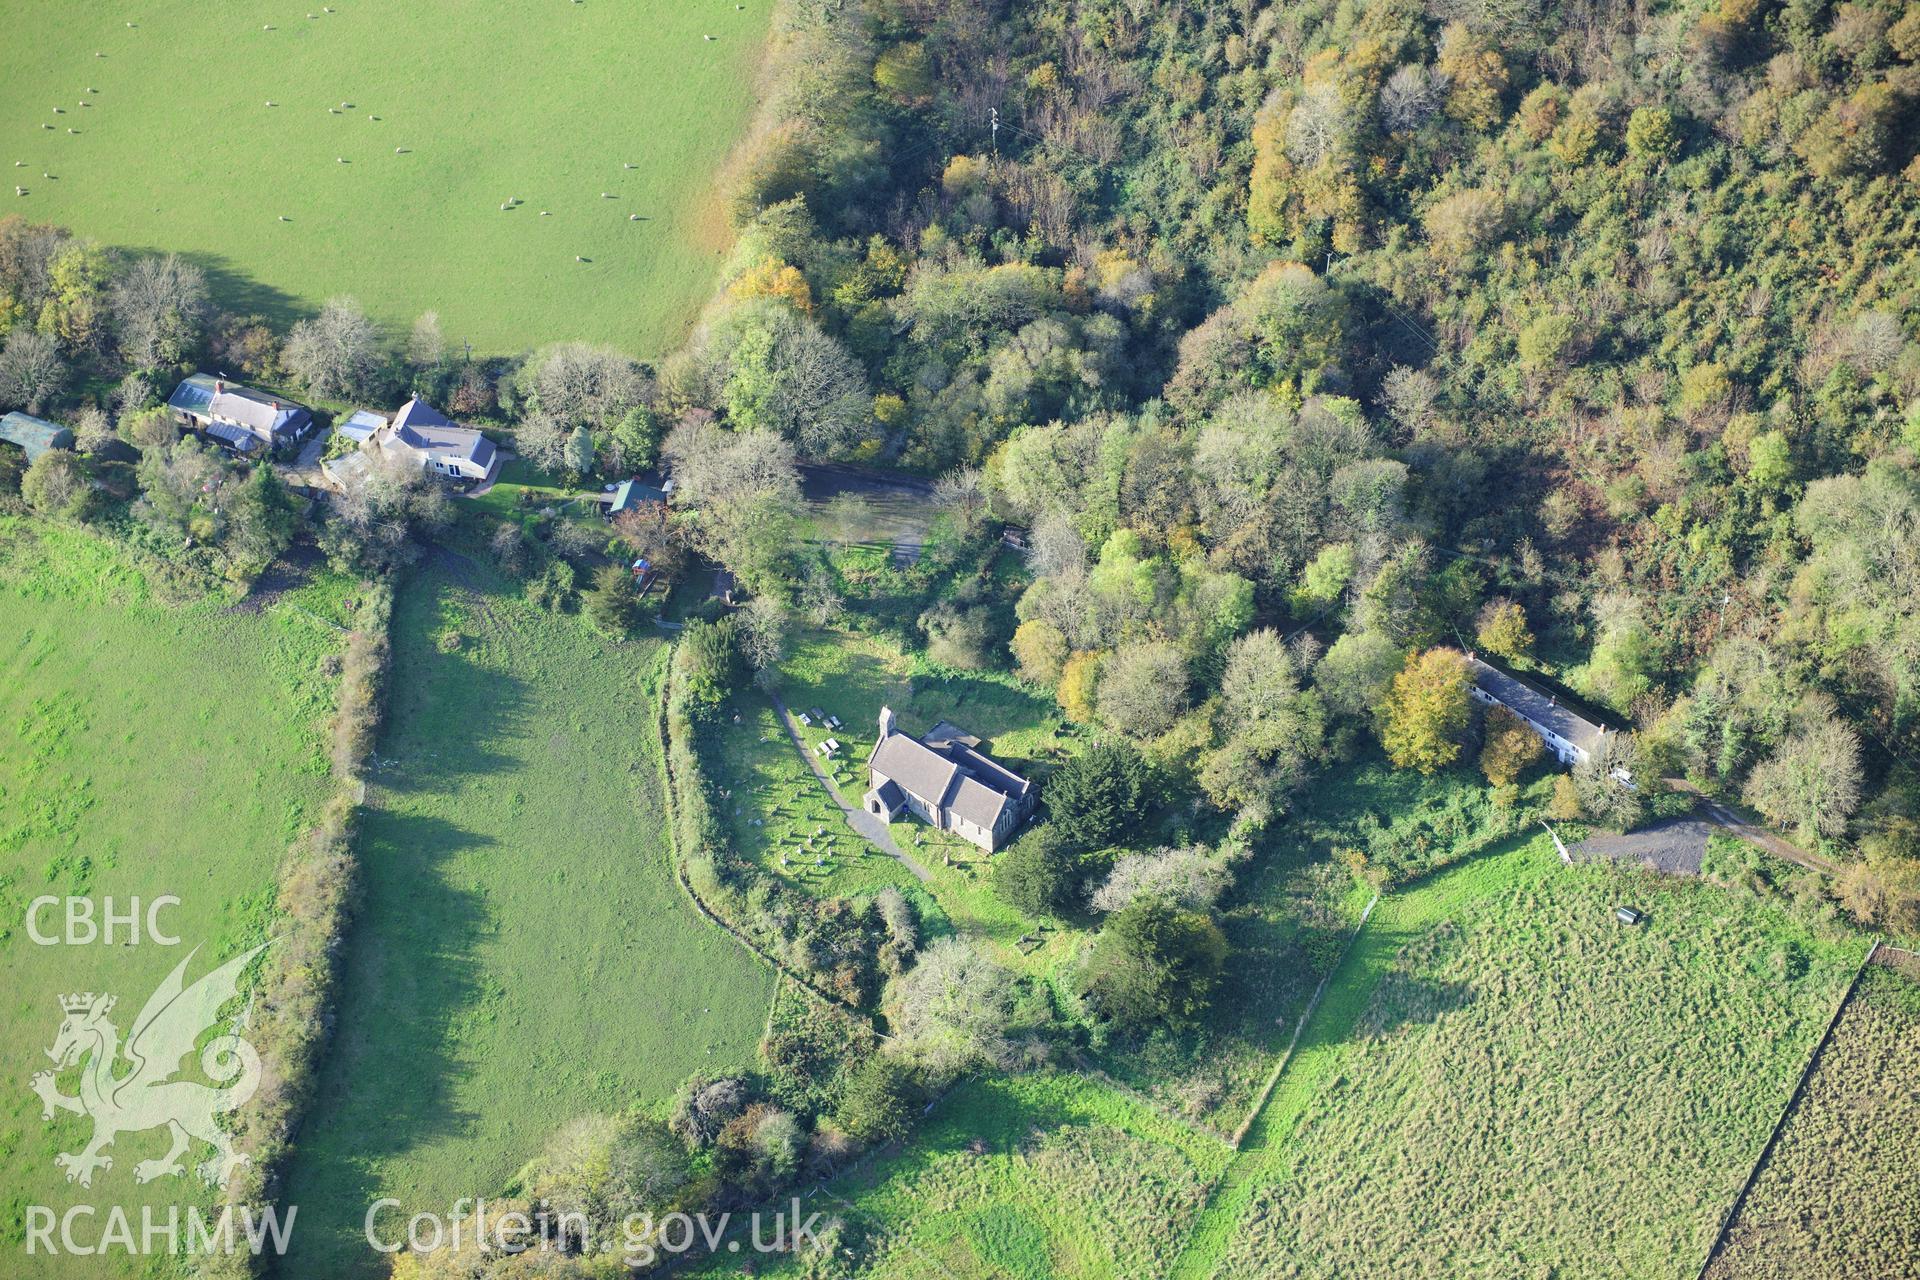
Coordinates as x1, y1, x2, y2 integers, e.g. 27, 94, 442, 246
1381, 648, 1471, 774
1480, 706, 1544, 786
1475, 599, 1534, 663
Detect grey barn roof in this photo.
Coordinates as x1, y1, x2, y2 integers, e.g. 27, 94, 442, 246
1, 411, 74, 461
1469, 657, 1606, 757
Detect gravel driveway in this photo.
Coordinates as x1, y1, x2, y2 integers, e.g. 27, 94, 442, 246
1571, 816, 1717, 875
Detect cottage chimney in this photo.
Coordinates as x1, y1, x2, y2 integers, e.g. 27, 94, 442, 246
878, 706, 896, 741
214, 380, 224, 395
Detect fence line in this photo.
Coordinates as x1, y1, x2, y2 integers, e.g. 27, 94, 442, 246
1229, 892, 1381, 1149
1691, 938, 1881, 1280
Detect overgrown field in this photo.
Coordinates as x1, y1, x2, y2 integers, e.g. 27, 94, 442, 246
280, 554, 774, 1277
1704, 954, 1920, 1280
701, 1072, 1233, 1279
1203, 839, 1865, 1280
0, 0, 771, 353
0, 520, 347, 1279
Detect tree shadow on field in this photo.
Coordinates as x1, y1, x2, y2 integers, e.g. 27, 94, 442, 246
1356, 974, 1476, 1039
143, 247, 308, 331
282, 808, 493, 1276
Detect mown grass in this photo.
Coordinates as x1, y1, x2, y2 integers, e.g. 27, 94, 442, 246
1191, 836, 1865, 1280
1703, 954, 1920, 1280
278, 553, 774, 1278
0, 0, 771, 354
0, 520, 345, 1279
697, 1072, 1233, 1279
465, 459, 601, 528
701, 695, 933, 907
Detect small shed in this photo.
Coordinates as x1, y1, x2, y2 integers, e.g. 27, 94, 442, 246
338, 409, 387, 443
0, 411, 75, 461
1615, 906, 1644, 926
607, 474, 671, 518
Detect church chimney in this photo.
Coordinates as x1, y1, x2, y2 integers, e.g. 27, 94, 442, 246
878, 706, 896, 741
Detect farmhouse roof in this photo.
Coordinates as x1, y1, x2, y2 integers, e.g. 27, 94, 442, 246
391, 397, 495, 468
168, 373, 311, 438
0, 411, 75, 460
1469, 657, 1605, 757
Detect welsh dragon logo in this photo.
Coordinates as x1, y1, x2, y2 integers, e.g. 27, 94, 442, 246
29, 944, 265, 1189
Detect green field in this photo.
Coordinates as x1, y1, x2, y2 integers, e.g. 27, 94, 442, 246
1192, 837, 1865, 1280
279, 553, 774, 1276
701, 1072, 1234, 1279
1704, 954, 1920, 1280
0, 0, 771, 354
0, 521, 347, 1279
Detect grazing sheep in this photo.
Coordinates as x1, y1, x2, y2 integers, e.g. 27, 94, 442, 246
67, 128, 77, 135
704, 34, 714, 41
629, 213, 639, 220
278, 215, 289, 221
623, 162, 635, 169
329, 107, 340, 114
40, 124, 53, 130
395, 146, 407, 153
337, 156, 347, 163
540, 210, 550, 216
266, 100, 277, 107
79, 101, 91, 107
14, 161, 23, 167
15, 187, 25, 196
263, 23, 274, 30
53, 107, 64, 113
601, 191, 612, 198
